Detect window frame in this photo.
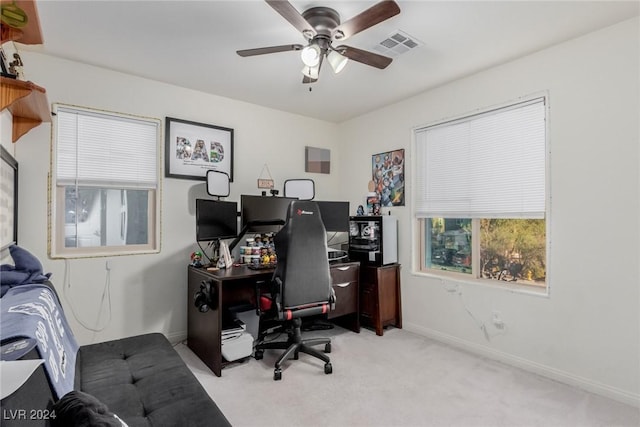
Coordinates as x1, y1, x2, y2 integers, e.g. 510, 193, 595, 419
49, 103, 162, 258
411, 94, 550, 295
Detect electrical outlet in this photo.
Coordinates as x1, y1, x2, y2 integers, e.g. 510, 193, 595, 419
492, 310, 505, 329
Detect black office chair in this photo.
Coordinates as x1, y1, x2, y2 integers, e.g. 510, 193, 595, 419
254, 200, 334, 380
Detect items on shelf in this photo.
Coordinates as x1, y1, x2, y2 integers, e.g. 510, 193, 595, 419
221, 317, 246, 341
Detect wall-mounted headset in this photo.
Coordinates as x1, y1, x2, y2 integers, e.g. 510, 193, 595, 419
194, 280, 216, 313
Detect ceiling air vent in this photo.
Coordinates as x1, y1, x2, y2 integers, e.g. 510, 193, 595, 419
373, 30, 422, 57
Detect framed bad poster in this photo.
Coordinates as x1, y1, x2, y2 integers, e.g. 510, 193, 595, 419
165, 117, 234, 181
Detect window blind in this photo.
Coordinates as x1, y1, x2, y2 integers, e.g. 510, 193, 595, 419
415, 98, 546, 219
56, 107, 159, 188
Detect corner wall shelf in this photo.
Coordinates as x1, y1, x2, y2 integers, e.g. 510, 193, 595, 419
1, 77, 51, 142
0, 0, 50, 142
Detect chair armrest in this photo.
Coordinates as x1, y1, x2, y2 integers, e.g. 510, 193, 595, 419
272, 277, 283, 314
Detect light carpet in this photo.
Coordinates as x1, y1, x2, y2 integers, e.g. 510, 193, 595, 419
175, 326, 639, 427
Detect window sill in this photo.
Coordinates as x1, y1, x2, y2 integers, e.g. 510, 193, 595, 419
49, 245, 160, 259
411, 269, 550, 298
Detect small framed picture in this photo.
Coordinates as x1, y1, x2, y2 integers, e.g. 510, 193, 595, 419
165, 117, 234, 181
366, 194, 380, 215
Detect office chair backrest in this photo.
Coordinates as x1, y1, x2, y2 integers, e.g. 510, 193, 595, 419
273, 200, 331, 309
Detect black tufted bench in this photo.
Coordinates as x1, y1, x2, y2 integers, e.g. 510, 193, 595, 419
75, 333, 230, 427
2, 332, 231, 427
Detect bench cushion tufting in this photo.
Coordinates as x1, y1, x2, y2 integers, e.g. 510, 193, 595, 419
75, 333, 230, 427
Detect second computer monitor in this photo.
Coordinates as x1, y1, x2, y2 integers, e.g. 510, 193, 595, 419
316, 201, 350, 232
241, 195, 297, 233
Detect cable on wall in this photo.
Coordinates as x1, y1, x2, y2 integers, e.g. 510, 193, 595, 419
63, 259, 112, 332
443, 281, 507, 341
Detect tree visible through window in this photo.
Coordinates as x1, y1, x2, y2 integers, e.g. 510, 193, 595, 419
480, 219, 546, 283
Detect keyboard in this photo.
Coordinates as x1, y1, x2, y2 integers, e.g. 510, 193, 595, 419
247, 263, 276, 270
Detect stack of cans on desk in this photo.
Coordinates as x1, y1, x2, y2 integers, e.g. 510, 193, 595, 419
239, 233, 276, 266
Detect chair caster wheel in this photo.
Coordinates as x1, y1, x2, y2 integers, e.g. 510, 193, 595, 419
254, 350, 263, 360
324, 362, 332, 375
293, 351, 299, 360
274, 368, 282, 381
324, 343, 331, 353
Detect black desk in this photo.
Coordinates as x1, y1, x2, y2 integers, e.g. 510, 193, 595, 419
187, 262, 360, 376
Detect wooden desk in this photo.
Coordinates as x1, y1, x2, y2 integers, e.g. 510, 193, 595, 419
187, 262, 360, 376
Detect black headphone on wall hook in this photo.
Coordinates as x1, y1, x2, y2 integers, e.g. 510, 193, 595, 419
194, 280, 217, 313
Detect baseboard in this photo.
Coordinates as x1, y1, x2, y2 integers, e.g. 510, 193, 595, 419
166, 330, 187, 345
404, 322, 640, 408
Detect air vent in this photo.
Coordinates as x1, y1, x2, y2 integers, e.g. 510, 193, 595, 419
373, 30, 422, 57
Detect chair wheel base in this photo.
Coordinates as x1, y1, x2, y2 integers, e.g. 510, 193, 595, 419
324, 362, 332, 374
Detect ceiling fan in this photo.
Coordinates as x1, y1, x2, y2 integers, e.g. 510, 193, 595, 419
237, 0, 401, 83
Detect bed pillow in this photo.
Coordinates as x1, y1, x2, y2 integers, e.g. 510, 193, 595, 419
0, 245, 51, 296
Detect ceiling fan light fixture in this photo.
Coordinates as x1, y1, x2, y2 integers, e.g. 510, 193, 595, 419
327, 49, 348, 74
301, 43, 321, 67
301, 64, 320, 79
240, 0, 401, 84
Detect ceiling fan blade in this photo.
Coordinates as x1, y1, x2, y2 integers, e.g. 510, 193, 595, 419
333, 0, 400, 41
237, 44, 303, 57
337, 45, 393, 69
265, 0, 316, 38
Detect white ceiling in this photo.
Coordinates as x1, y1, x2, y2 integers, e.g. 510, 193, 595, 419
22, 0, 639, 122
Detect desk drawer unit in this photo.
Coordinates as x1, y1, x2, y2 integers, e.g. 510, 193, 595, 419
328, 262, 360, 332
329, 262, 359, 318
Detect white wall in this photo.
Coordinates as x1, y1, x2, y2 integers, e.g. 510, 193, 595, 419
1, 111, 13, 153
13, 52, 340, 345
338, 17, 639, 405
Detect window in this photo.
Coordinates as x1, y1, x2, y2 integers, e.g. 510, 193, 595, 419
414, 97, 547, 289
51, 104, 161, 257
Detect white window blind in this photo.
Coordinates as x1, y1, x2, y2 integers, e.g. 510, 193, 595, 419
415, 98, 546, 219
56, 107, 159, 188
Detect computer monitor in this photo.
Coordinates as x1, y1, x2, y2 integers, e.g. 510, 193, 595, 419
317, 201, 350, 232
195, 199, 238, 241
241, 195, 297, 233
